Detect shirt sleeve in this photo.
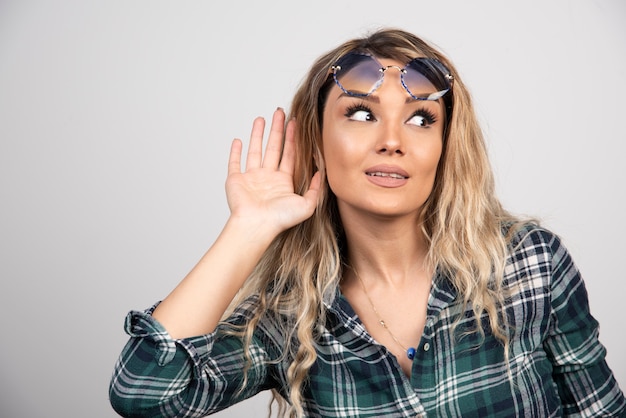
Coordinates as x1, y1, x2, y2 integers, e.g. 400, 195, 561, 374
542, 231, 626, 417
108, 300, 282, 418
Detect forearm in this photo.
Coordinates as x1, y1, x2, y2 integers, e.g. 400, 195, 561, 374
152, 215, 279, 339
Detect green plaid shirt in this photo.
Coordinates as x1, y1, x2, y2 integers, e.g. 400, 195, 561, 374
110, 226, 626, 417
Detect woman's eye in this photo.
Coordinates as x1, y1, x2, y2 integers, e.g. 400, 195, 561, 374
350, 110, 374, 122
408, 115, 429, 127
344, 104, 376, 122
407, 110, 437, 127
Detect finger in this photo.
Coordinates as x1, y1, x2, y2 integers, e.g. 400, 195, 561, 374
228, 138, 243, 175
262, 108, 286, 168
245, 117, 265, 170
302, 171, 322, 211
279, 118, 296, 175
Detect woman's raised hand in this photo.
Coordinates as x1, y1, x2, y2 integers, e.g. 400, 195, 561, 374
226, 108, 321, 236
151, 109, 320, 338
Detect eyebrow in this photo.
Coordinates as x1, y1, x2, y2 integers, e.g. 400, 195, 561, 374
337, 93, 380, 103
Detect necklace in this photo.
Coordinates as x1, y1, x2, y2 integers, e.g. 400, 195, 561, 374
350, 266, 418, 360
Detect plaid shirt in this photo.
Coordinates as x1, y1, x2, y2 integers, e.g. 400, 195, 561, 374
110, 226, 626, 417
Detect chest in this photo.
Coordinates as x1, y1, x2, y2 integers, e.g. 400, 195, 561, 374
348, 286, 430, 377
302, 285, 557, 417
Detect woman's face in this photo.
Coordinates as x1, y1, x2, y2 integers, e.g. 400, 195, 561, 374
322, 57, 445, 220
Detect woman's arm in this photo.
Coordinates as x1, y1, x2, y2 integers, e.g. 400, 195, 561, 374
152, 108, 320, 339
109, 109, 320, 416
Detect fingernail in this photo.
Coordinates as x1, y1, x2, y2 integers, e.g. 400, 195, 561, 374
276, 107, 284, 112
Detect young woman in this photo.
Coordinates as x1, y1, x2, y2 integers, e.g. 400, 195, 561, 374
109, 28, 626, 417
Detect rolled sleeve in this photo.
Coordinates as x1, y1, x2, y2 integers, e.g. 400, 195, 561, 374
109, 300, 277, 417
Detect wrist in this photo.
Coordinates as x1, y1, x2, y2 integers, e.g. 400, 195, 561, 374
223, 214, 282, 248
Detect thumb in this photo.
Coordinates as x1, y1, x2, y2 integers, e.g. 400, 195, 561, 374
302, 171, 322, 212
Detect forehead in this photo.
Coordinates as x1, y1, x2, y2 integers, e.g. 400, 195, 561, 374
375, 55, 423, 66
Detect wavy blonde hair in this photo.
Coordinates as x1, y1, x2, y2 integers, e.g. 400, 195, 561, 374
222, 28, 521, 417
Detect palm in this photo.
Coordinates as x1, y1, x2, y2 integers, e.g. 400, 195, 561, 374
226, 109, 320, 234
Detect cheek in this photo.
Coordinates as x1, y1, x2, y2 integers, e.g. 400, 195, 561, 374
322, 120, 350, 166
321, 124, 360, 192
408, 141, 443, 199
424, 143, 443, 173
413, 135, 443, 171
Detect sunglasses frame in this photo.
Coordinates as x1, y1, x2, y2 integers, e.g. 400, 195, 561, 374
330, 52, 454, 102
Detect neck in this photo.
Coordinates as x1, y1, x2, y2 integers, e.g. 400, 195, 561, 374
341, 211, 430, 287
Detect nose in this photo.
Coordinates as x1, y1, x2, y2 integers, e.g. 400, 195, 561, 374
372, 69, 409, 156
376, 121, 405, 156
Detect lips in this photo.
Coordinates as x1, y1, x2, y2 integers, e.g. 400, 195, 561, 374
364, 165, 410, 179
364, 165, 410, 187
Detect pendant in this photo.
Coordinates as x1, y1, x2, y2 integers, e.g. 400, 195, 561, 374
406, 347, 416, 360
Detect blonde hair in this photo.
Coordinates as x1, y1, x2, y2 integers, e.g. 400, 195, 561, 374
222, 28, 522, 417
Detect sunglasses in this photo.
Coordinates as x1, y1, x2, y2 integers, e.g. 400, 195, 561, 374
330, 52, 454, 103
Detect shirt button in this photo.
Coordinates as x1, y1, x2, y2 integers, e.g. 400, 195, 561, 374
423, 342, 430, 351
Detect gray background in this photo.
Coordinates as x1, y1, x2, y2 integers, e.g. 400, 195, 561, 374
1, 1, 624, 417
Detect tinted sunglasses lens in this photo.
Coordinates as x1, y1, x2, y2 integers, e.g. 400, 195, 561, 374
404, 59, 451, 100
333, 55, 382, 96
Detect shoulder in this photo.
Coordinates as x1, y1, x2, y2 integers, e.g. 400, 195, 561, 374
222, 295, 262, 324
504, 221, 566, 261
502, 221, 581, 290
219, 295, 290, 352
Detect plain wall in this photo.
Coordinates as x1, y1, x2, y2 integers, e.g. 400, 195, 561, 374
0, 1, 624, 416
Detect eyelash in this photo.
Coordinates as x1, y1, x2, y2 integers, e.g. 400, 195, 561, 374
412, 108, 438, 126
344, 103, 438, 126
344, 103, 375, 120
